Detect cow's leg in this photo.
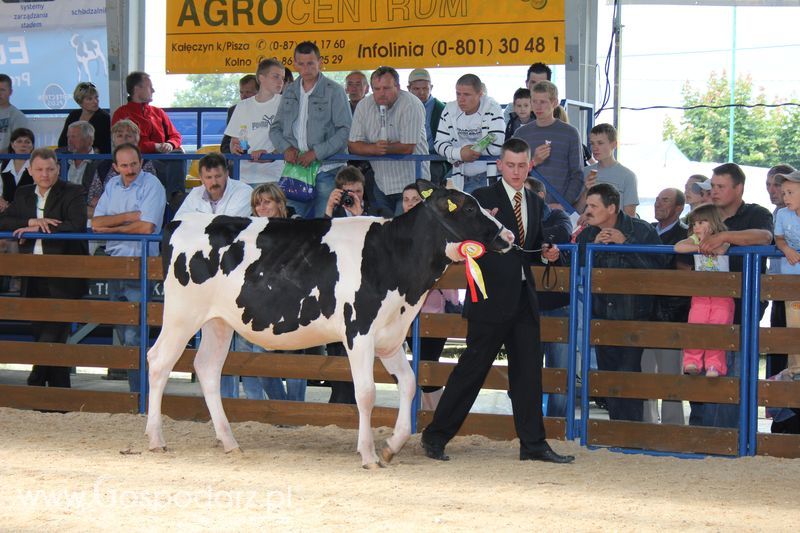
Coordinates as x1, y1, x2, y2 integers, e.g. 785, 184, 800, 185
347, 337, 381, 468
145, 314, 204, 451
193, 318, 239, 453
377, 344, 416, 463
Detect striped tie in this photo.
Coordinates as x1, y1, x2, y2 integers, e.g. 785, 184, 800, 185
513, 191, 525, 245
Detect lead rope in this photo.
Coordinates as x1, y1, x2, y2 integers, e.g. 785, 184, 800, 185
511, 243, 560, 291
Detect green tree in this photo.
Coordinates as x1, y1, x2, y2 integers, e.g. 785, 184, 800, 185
661, 71, 779, 166
173, 74, 245, 107
774, 101, 800, 169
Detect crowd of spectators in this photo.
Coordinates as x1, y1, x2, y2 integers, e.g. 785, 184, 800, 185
0, 45, 797, 435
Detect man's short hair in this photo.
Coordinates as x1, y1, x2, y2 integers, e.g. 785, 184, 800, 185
239, 74, 258, 89
673, 188, 686, 207
125, 71, 149, 97
113, 142, 142, 164
198, 152, 228, 175
456, 74, 482, 92
30, 147, 57, 164
335, 165, 365, 189
531, 80, 558, 102
111, 119, 140, 138
500, 138, 531, 159
713, 162, 746, 187
294, 41, 320, 58
0, 73, 12, 88
688, 174, 708, 184
590, 123, 617, 143
767, 164, 795, 179
284, 67, 294, 85
525, 177, 545, 195
347, 70, 368, 82
69, 120, 95, 140
257, 58, 282, 77
371, 66, 400, 86
513, 88, 531, 102
587, 183, 621, 211
527, 62, 552, 81
73, 82, 99, 105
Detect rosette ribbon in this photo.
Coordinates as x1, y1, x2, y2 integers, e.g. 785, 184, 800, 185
458, 241, 487, 303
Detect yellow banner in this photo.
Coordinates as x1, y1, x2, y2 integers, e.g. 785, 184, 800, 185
166, 0, 565, 74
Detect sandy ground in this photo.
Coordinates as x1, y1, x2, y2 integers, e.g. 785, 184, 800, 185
0, 407, 796, 532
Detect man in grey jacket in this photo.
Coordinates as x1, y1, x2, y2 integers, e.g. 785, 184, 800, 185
270, 41, 352, 218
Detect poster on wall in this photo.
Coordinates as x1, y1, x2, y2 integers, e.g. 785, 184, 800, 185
166, 0, 565, 74
0, 0, 108, 110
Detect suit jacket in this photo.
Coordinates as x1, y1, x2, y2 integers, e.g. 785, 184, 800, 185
1, 167, 33, 202
463, 180, 545, 323
0, 180, 88, 298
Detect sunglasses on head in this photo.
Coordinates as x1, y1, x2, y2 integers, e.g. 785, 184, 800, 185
79, 82, 96, 89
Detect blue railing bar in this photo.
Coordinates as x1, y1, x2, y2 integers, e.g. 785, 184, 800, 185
580, 249, 594, 446
139, 238, 150, 414
565, 244, 580, 441
410, 316, 422, 434
0, 231, 161, 242
748, 254, 764, 456
737, 250, 753, 457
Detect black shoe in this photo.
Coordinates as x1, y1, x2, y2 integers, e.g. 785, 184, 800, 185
520, 445, 575, 464
421, 436, 449, 461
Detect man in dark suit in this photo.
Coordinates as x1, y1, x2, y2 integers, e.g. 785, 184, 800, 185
0, 147, 88, 387
421, 138, 574, 463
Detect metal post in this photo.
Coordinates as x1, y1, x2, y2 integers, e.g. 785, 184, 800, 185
612, 1, 622, 133
410, 316, 422, 433
737, 248, 752, 456
748, 253, 763, 456
579, 249, 594, 446
728, 6, 737, 163
137, 237, 150, 414
565, 246, 580, 440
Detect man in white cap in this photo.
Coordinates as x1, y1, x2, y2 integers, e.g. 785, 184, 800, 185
407, 68, 449, 184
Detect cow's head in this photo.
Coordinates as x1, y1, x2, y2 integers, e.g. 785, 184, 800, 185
415, 179, 514, 253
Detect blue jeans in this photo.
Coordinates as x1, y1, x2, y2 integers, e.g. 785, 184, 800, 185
286, 169, 337, 219
690, 351, 740, 428
371, 186, 403, 217
541, 306, 571, 418
108, 279, 145, 393
230, 333, 307, 401
463, 172, 489, 194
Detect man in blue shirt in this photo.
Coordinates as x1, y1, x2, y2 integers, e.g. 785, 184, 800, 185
92, 142, 166, 392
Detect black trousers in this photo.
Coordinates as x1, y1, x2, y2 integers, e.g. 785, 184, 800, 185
326, 342, 356, 405
768, 301, 788, 376
26, 278, 71, 388
423, 284, 546, 453
595, 345, 643, 421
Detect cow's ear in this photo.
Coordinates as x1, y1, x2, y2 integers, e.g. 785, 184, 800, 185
416, 179, 439, 201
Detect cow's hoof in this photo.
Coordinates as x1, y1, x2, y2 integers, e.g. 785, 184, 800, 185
362, 461, 386, 470
380, 440, 403, 464
149, 446, 167, 453
225, 446, 243, 455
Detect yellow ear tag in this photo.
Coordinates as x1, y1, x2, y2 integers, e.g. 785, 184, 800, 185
421, 189, 433, 199
448, 199, 457, 212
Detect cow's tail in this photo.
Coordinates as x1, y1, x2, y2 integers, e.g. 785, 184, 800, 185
161, 220, 182, 281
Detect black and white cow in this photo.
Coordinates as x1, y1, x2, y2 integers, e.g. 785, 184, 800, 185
146, 180, 513, 468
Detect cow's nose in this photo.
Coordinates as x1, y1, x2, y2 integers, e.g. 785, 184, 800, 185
501, 228, 514, 244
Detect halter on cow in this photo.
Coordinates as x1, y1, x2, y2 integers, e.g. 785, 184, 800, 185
145, 179, 514, 468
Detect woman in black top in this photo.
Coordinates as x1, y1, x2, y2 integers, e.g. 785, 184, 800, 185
57, 82, 111, 153
1, 127, 35, 209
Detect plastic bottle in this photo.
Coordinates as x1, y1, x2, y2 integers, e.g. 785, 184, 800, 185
378, 105, 388, 141
238, 125, 249, 153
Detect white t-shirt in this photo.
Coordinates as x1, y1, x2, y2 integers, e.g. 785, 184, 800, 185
455, 111, 486, 177
225, 95, 284, 184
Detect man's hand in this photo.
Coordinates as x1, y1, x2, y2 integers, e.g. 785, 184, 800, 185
542, 243, 560, 262
460, 145, 480, 162
532, 143, 551, 166
284, 146, 299, 164
584, 169, 598, 190
0, 197, 9, 212
155, 143, 174, 153
548, 202, 564, 211
298, 149, 317, 167
250, 149, 269, 163
230, 138, 245, 155
325, 189, 345, 217
698, 231, 728, 255
22, 217, 61, 234
373, 140, 390, 156
594, 227, 625, 244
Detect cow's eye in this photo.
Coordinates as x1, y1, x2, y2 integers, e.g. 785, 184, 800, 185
463, 204, 475, 213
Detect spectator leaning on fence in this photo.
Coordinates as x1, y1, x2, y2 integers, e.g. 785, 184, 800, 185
772, 169, 800, 380
0, 73, 29, 153
690, 162, 773, 429
348, 66, 429, 216
91, 143, 166, 394
434, 73, 504, 193
269, 41, 352, 218
0, 147, 88, 388
576, 182, 664, 422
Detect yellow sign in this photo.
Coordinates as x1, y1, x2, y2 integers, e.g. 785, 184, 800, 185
166, 0, 564, 74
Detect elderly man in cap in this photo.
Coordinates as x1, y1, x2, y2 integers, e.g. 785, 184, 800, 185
407, 68, 450, 185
